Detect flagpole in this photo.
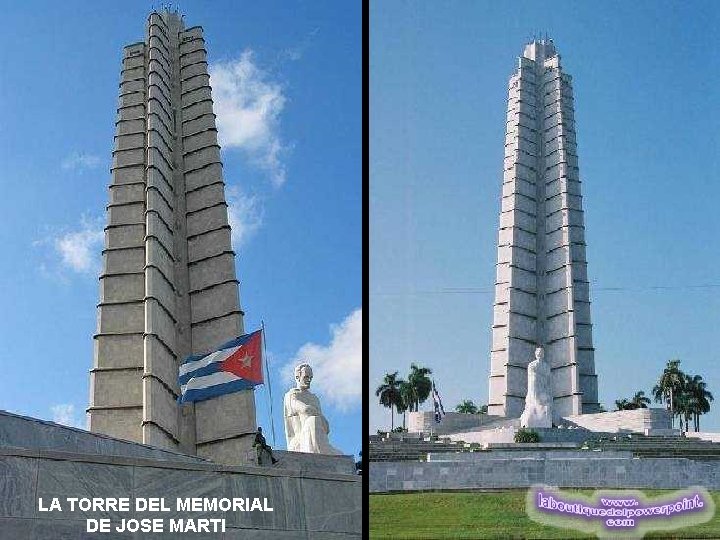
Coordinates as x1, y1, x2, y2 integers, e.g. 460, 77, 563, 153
429, 404, 433, 440
261, 320, 276, 446
429, 379, 433, 439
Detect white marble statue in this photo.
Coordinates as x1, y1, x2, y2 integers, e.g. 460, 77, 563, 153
520, 346, 553, 428
283, 363, 342, 455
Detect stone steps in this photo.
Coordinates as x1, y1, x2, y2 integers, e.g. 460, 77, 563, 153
369, 437, 471, 461
371, 430, 720, 463
586, 435, 720, 461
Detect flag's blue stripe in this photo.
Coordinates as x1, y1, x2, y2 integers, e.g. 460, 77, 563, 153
178, 378, 258, 404
180, 330, 260, 366
178, 359, 224, 387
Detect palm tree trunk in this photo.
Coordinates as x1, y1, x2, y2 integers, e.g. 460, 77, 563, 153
391, 404, 394, 431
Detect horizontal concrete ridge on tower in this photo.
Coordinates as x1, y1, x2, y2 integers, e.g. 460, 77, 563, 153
488, 39, 598, 422
88, 9, 257, 466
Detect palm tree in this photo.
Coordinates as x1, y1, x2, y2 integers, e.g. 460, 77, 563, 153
399, 381, 418, 412
479, 404, 488, 415
395, 395, 408, 431
615, 398, 631, 411
375, 372, 404, 431
652, 359, 685, 428
407, 363, 433, 411
455, 399, 478, 414
630, 391, 651, 409
398, 381, 417, 428
674, 378, 693, 433
685, 374, 714, 431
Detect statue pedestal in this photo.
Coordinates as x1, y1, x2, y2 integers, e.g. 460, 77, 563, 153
520, 405, 552, 428
269, 451, 355, 475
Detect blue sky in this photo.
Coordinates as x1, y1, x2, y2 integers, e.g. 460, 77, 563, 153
0, 1, 361, 456
370, 1, 720, 432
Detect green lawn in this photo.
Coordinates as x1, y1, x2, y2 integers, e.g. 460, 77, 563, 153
370, 490, 720, 539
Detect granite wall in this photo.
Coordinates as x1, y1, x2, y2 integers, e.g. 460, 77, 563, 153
0, 445, 361, 539
370, 457, 720, 493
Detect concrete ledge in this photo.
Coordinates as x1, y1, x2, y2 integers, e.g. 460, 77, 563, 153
408, 411, 507, 434
562, 408, 671, 433
445, 425, 601, 446
427, 449, 634, 461
485, 442, 579, 450
0, 410, 203, 464
646, 428, 682, 437
271, 450, 356, 476
0, 446, 360, 483
686, 432, 720, 443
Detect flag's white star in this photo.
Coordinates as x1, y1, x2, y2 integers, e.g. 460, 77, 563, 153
238, 353, 253, 368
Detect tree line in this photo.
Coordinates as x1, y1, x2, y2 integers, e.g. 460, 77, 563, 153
377, 359, 714, 433
614, 359, 713, 432
375, 364, 433, 431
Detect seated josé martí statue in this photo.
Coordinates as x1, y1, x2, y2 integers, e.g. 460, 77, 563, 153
519, 346, 553, 428
283, 363, 342, 455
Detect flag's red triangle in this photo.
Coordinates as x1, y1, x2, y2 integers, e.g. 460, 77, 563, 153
220, 331, 264, 384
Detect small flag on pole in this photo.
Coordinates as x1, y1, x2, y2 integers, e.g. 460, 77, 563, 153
178, 330, 264, 403
432, 380, 445, 423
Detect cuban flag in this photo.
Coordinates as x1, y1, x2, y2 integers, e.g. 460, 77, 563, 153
178, 330, 264, 403
432, 380, 445, 423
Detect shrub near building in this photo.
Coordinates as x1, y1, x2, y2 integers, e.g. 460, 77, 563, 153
514, 428, 540, 443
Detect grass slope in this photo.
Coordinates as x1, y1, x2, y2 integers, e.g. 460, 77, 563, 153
370, 490, 720, 539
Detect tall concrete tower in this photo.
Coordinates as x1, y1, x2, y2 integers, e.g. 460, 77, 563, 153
88, 10, 256, 463
488, 39, 598, 420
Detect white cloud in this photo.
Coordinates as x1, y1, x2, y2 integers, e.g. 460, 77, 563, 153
51, 404, 85, 429
279, 27, 320, 62
54, 216, 104, 274
209, 50, 288, 187
282, 308, 363, 411
226, 186, 263, 251
61, 152, 103, 171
